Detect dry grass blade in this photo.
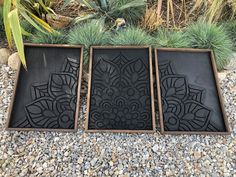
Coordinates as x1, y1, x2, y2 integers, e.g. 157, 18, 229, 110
228, 0, 236, 17
207, 0, 225, 22
140, 5, 164, 32
187, 0, 206, 17
157, 0, 162, 16
169, 0, 175, 26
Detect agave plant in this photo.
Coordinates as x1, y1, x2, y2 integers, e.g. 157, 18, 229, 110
72, 0, 146, 24
3, 0, 55, 69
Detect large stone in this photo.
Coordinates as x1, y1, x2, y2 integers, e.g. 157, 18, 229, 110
8, 52, 20, 70
0, 48, 11, 65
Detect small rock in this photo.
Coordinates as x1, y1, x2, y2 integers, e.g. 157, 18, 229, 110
90, 158, 98, 166
42, 162, 47, 168
152, 144, 158, 153
84, 162, 90, 169
78, 157, 83, 164
64, 151, 69, 157
20, 168, 28, 176
119, 170, 123, 175
194, 151, 202, 159
8, 150, 14, 155
8, 52, 20, 70
118, 164, 123, 170
37, 167, 43, 174
54, 137, 60, 141
0, 48, 10, 64
104, 170, 109, 175
218, 72, 228, 81
109, 161, 114, 166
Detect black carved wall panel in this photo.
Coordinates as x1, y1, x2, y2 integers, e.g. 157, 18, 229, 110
8, 45, 82, 130
87, 48, 154, 131
156, 50, 227, 132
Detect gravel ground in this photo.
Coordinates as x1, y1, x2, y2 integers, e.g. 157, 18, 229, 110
0, 64, 235, 177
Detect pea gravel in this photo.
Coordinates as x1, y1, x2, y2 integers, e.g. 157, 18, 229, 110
0, 64, 235, 176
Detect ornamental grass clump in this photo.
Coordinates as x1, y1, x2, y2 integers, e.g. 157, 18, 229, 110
111, 27, 153, 45
21, 20, 35, 35
68, 20, 111, 65
223, 21, 236, 50
153, 29, 189, 48
68, 20, 110, 48
186, 20, 233, 71
30, 30, 67, 44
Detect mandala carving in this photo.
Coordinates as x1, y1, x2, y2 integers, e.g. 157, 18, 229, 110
89, 52, 153, 130
15, 58, 80, 129
159, 61, 220, 132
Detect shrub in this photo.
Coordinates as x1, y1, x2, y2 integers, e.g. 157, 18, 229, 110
111, 27, 153, 45
186, 20, 233, 71
30, 31, 67, 44
223, 21, 236, 50
109, 0, 146, 24
153, 29, 189, 48
68, 20, 110, 65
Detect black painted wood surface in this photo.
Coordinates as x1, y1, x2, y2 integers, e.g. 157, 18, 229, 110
88, 48, 154, 130
156, 50, 227, 132
8, 45, 82, 130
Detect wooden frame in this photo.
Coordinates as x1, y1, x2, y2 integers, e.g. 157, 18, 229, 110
154, 48, 230, 135
85, 46, 156, 133
6, 43, 84, 132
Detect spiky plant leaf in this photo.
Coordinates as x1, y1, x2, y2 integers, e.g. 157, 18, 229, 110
3, 0, 12, 47
109, 0, 146, 24
153, 29, 189, 48
111, 27, 153, 45
9, 9, 27, 69
30, 30, 67, 44
186, 20, 233, 71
